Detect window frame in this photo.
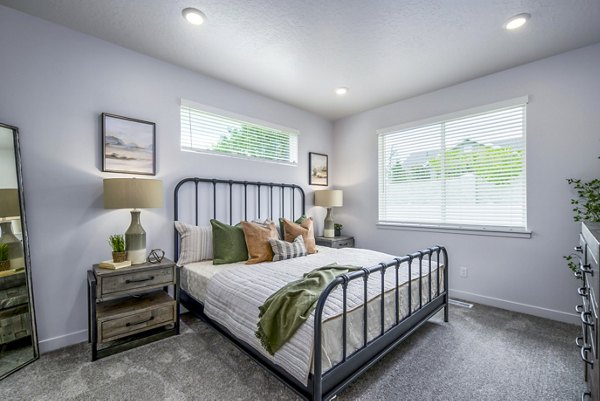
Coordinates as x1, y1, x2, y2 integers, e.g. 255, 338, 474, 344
376, 96, 531, 238
180, 99, 300, 166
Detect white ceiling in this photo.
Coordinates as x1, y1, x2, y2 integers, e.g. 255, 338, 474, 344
2, 0, 600, 120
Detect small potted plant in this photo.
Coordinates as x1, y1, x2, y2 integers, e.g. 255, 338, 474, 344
0, 243, 10, 271
108, 234, 127, 263
334, 223, 343, 237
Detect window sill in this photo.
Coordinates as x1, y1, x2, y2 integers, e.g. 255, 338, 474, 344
376, 222, 532, 239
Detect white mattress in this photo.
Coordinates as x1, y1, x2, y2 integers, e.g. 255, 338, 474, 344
181, 246, 445, 385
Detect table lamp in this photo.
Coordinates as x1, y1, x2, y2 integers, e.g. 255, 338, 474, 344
314, 189, 343, 238
103, 178, 163, 264
0, 188, 24, 269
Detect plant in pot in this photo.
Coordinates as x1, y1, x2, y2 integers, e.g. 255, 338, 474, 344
334, 223, 343, 237
0, 243, 9, 271
564, 177, 600, 275
108, 234, 127, 263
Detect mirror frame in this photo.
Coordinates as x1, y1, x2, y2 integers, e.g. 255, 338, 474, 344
0, 122, 39, 380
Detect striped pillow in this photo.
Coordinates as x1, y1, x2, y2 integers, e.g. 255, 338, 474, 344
269, 235, 307, 262
175, 221, 213, 265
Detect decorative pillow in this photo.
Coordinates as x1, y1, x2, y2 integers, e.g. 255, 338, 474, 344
210, 219, 248, 265
282, 217, 317, 254
174, 221, 213, 265
241, 221, 279, 264
279, 215, 306, 240
269, 235, 307, 262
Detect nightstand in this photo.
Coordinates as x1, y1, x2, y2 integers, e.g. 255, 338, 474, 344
87, 258, 179, 361
315, 236, 355, 249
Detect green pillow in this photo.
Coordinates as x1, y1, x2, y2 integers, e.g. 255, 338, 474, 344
279, 215, 307, 240
210, 219, 248, 265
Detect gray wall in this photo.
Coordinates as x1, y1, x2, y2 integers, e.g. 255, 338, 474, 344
0, 6, 333, 352
333, 43, 600, 324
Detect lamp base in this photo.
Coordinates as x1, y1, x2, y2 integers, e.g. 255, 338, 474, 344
323, 208, 334, 238
125, 210, 146, 265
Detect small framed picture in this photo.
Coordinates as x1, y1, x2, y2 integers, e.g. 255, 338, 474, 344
309, 152, 328, 186
102, 113, 156, 175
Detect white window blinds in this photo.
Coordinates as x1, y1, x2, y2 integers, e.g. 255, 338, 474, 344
180, 100, 299, 165
378, 99, 527, 232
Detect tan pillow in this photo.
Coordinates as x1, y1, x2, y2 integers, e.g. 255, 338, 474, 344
241, 221, 279, 264
282, 217, 317, 254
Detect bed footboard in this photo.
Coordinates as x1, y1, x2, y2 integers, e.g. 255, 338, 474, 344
312, 246, 448, 401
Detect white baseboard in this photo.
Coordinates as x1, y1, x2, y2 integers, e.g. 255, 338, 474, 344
449, 289, 579, 325
39, 329, 88, 354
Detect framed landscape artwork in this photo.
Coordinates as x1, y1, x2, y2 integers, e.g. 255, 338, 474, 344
102, 113, 156, 175
309, 152, 328, 186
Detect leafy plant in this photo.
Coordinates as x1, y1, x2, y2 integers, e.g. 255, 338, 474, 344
108, 234, 125, 252
334, 223, 343, 230
564, 176, 600, 275
0, 243, 8, 261
566, 178, 600, 222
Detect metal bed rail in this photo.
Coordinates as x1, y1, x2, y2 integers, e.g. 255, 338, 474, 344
312, 246, 449, 400
174, 177, 306, 258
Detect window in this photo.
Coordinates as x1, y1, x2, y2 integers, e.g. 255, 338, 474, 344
180, 99, 299, 165
378, 98, 527, 233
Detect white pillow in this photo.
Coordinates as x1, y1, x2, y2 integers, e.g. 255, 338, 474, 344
174, 221, 213, 265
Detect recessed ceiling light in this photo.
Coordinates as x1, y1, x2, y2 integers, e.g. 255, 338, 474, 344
504, 13, 530, 30
335, 87, 349, 96
182, 8, 206, 26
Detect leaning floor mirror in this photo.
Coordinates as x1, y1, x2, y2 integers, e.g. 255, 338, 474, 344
0, 123, 38, 379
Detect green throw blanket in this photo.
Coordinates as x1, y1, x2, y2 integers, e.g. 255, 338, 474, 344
256, 263, 361, 356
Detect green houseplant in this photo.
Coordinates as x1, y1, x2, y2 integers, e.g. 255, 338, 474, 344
564, 177, 600, 274
334, 223, 343, 237
0, 243, 10, 271
108, 234, 127, 263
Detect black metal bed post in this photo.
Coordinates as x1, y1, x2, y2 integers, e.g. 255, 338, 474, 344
441, 246, 449, 322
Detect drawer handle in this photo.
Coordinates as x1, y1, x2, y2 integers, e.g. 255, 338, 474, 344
125, 276, 155, 284
581, 345, 594, 366
576, 336, 585, 348
579, 287, 590, 297
338, 242, 348, 247
126, 316, 154, 327
581, 263, 594, 276
575, 270, 583, 279
582, 391, 591, 400
581, 311, 594, 327
576, 304, 585, 313
575, 246, 583, 253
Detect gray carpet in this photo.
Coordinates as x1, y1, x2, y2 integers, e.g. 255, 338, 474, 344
0, 303, 584, 401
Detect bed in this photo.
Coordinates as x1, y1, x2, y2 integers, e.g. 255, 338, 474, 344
174, 177, 448, 401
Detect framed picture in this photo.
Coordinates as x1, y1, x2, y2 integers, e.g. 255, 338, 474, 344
309, 152, 328, 186
102, 113, 156, 175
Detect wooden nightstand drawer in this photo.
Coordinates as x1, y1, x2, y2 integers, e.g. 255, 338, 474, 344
331, 238, 354, 248
98, 266, 174, 298
97, 291, 176, 344
316, 236, 355, 249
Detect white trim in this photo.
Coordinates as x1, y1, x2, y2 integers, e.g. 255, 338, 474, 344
376, 222, 532, 238
39, 329, 88, 354
180, 98, 300, 136
376, 96, 529, 135
449, 289, 578, 325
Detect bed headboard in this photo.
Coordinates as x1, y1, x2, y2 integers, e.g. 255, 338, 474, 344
173, 177, 306, 258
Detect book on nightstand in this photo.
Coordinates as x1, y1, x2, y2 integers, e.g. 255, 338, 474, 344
98, 260, 132, 270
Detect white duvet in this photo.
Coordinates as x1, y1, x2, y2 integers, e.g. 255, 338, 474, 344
192, 247, 444, 385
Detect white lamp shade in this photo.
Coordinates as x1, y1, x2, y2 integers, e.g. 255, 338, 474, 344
0, 188, 20, 219
314, 190, 343, 208
103, 178, 164, 209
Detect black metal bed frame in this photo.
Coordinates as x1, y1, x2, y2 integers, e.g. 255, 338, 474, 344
174, 177, 449, 401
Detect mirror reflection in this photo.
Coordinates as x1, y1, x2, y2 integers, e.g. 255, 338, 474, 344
0, 125, 37, 379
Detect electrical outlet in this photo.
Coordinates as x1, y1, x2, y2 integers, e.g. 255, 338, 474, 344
459, 266, 468, 278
